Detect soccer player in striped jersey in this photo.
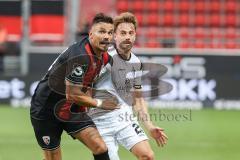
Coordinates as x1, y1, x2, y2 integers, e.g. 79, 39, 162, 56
30, 13, 118, 160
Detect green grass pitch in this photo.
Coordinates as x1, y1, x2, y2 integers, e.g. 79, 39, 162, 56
0, 105, 240, 160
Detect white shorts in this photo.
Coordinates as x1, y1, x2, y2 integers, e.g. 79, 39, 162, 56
92, 112, 148, 160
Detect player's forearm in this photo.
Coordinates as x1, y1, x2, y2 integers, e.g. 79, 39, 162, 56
65, 80, 98, 107
133, 98, 154, 131
66, 93, 98, 107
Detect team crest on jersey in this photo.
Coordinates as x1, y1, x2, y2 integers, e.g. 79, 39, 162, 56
72, 66, 84, 78
125, 78, 130, 85
42, 136, 50, 145
125, 78, 132, 92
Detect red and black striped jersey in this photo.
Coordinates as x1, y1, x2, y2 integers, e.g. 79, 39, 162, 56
30, 36, 112, 120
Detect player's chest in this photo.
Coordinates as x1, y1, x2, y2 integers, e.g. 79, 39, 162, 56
111, 61, 136, 90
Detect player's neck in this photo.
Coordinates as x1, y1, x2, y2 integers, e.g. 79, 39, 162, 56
89, 41, 102, 59
92, 48, 102, 59
117, 48, 131, 61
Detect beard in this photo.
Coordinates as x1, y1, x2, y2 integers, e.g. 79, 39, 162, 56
119, 41, 133, 51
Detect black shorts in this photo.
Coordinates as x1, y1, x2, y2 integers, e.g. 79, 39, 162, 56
31, 114, 96, 150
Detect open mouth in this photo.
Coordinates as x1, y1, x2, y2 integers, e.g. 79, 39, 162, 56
100, 41, 115, 45
100, 41, 110, 45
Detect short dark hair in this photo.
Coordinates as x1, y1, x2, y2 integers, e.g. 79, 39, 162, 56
92, 13, 113, 26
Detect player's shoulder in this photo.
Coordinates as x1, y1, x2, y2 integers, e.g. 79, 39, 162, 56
130, 52, 141, 63
66, 37, 91, 62
129, 52, 143, 70
69, 36, 89, 55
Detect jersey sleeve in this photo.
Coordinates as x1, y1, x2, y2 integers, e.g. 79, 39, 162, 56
133, 60, 143, 89
65, 44, 89, 85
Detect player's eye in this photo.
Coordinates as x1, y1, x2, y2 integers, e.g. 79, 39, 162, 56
129, 31, 134, 35
121, 32, 126, 35
99, 30, 106, 34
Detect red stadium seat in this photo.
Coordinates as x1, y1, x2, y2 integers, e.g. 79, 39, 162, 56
225, 0, 237, 13
179, 40, 190, 48
179, 27, 190, 39
135, 12, 144, 26
160, 28, 175, 39
148, 0, 159, 12
146, 27, 158, 39
162, 13, 174, 26
178, 0, 191, 12
145, 39, 161, 48
225, 14, 237, 27
30, 15, 64, 42
194, 40, 205, 48
208, 28, 223, 39
163, 0, 174, 12
210, 14, 221, 27
236, 29, 240, 39
0, 16, 21, 41
225, 40, 237, 49
209, 0, 221, 13
116, 0, 129, 12
132, 0, 144, 11
146, 13, 159, 26
194, 14, 206, 26
136, 27, 144, 37
225, 28, 237, 40
135, 28, 145, 46
179, 13, 189, 26
193, 28, 205, 39
195, 1, 206, 13
209, 41, 223, 49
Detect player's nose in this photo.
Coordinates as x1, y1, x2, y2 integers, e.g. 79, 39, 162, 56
125, 34, 131, 40
104, 33, 111, 40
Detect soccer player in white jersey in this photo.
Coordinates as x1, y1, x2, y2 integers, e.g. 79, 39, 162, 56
88, 12, 168, 160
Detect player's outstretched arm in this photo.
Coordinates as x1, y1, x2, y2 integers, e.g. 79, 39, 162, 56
65, 80, 119, 110
133, 89, 168, 147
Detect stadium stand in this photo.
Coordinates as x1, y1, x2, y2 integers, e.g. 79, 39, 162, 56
0, 0, 64, 45
0, 0, 239, 49
116, 0, 240, 49
30, 0, 64, 44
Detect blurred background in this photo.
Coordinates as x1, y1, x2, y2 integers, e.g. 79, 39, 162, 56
0, 0, 240, 160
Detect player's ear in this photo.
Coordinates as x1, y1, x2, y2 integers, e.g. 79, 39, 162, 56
89, 29, 93, 40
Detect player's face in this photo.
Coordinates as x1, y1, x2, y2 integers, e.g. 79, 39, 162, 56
89, 22, 114, 52
114, 22, 136, 52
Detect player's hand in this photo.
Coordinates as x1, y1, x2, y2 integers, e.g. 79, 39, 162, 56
149, 126, 168, 147
101, 97, 120, 110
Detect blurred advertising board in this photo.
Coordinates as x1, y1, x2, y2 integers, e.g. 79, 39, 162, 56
0, 53, 240, 109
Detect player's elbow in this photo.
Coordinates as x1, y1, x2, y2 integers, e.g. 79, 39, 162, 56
66, 93, 72, 101
66, 93, 77, 103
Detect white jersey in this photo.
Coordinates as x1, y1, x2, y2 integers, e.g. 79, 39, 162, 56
88, 48, 147, 160
88, 47, 142, 120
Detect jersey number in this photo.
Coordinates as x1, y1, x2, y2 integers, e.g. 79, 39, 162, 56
132, 123, 143, 135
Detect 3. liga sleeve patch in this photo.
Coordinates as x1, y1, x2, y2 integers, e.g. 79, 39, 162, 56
72, 66, 84, 78
66, 65, 86, 84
